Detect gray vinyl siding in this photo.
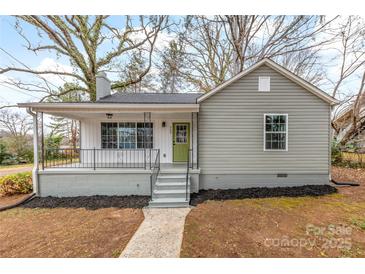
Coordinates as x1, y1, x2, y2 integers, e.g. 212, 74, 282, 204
199, 64, 330, 176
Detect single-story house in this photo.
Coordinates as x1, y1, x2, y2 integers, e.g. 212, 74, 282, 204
18, 58, 338, 207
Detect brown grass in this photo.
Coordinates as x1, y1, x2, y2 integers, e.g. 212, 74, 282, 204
0, 194, 28, 207
181, 166, 365, 258
0, 206, 143, 258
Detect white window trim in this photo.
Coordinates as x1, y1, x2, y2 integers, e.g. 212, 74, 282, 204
263, 113, 288, 152
258, 76, 271, 92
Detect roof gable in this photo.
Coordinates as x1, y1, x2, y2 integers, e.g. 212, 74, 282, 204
197, 58, 339, 105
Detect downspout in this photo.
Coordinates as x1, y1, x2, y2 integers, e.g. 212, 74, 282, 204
26, 107, 39, 196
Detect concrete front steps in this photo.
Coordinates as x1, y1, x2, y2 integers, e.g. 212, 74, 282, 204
149, 174, 190, 208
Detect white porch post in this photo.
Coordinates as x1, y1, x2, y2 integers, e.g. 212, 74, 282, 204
196, 112, 199, 169
27, 108, 39, 195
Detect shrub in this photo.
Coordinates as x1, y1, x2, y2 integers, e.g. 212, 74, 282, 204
0, 136, 33, 164
0, 172, 33, 196
331, 140, 342, 164
1, 155, 20, 165
0, 142, 11, 164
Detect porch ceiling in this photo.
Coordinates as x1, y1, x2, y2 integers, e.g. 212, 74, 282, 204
18, 102, 199, 119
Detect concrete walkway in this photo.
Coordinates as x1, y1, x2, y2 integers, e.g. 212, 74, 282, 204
120, 207, 191, 258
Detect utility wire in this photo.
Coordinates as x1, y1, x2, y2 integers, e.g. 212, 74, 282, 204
0, 47, 60, 90
0, 83, 43, 100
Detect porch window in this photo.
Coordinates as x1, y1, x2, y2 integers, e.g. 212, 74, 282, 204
264, 114, 288, 151
101, 122, 153, 149
101, 123, 118, 149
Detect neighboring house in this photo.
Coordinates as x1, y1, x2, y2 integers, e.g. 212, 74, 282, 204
18, 58, 338, 207
333, 98, 365, 149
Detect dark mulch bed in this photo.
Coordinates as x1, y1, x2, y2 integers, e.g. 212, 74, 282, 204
190, 185, 337, 206
21, 195, 150, 210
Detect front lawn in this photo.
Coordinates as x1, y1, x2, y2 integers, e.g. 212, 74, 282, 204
0, 196, 147, 258
181, 166, 365, 258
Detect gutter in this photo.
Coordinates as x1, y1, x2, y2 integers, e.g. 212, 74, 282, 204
26, 107, 39, 196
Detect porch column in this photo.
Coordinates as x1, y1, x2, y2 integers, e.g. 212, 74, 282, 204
41, 112, 45, 170
143, 112, 152, 169
196, 112, 199, 169
26, 108, 39, 195
191, 112, 194, 169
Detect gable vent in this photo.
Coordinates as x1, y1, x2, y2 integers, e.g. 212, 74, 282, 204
258, 76, 270, 92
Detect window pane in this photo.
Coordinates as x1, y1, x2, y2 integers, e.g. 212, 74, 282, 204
265, 123, 272, 131
266, 141, 272, 150
272, 123, 279, 132
265, 115, 272, 124
273, 115, 281, 124
278, 140, 285, 150
272, 141, 279, 149
265, 133, 272, 142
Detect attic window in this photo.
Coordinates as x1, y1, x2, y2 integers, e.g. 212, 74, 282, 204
258, 76, 270, 92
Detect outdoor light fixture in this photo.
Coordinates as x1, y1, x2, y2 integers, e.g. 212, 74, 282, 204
162, 121, 166, 127
106, 113, 113, 119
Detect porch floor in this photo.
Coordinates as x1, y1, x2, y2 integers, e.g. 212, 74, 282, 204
39, 162, 199, 174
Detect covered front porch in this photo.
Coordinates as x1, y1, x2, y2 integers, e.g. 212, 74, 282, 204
43, 111, 198, 171
20, 101, 200, 170
19, 101, 200, 203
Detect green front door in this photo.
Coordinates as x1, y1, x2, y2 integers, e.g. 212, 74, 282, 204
173, 123, 190, 162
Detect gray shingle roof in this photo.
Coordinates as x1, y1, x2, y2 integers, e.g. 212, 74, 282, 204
97, 92, 203, 104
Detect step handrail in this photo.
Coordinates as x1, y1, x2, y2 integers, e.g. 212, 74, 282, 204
150, 149, 160, 201
185, 149, 192, 201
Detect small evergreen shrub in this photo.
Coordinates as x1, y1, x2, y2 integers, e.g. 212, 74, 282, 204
0, 172, 32, 196
331, 140, 342, 165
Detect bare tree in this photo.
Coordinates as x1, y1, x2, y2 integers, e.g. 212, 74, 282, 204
177, 16, 338, 91
328, 16, 365, 99
328, 16, 365, 145
221, 16, 338, 76
46, 83, 85, 149
278, 48, 325, 85
158, 39, 187, 93
334, 70, 365, 145
49, 117, 79, 149
0, 109, 32, 137
180, 16, 234, 91
119, 49, 157, 93
0, 16, 168, 101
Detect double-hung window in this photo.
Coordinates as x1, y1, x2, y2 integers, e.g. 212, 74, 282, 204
101, 122, 153, 149
264, 114, 288, 151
